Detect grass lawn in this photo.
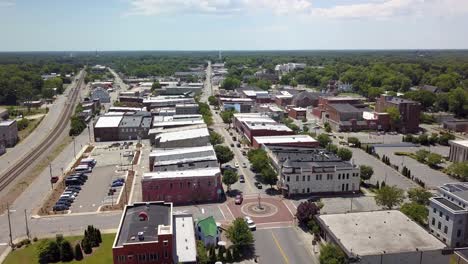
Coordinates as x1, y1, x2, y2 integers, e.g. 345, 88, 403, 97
18, 116, 44, 141
4, 233, 115, 264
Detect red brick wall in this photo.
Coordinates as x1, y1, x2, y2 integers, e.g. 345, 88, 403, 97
288, 109, 306, 120
141, 175, 222, 205
113, 234, 173, 264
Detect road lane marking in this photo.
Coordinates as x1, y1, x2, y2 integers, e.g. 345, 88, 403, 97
271, 230, 290, 264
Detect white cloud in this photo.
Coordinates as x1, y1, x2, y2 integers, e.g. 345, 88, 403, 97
126, 0, 468, 18
0, 0, 15, 8
127, 0, 313, 16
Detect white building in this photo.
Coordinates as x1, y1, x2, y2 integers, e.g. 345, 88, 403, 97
173, 214, 197, 264
449, 140, 468, 163
266, 146, 360, 196
317, 210, 450, 264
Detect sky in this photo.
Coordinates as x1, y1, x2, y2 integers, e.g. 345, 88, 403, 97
0, 0, 467, 51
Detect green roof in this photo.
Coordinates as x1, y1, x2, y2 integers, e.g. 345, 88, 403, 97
197, 216, 217, 237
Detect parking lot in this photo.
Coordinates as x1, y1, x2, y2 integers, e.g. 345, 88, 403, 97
57, 142, 136, 213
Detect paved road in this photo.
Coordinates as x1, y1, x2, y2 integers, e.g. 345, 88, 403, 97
254, 227, 317, 264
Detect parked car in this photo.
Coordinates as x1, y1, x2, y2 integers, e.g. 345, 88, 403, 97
65, 179, 83, 186
74, 164, 92, 173
111, 181, 124, 187
235, 194, 243, 204
241, 150, 247, 156
230, 143, 234, 147
80, 158, 97, 167
242, 163, 247, 168
113, 178, 125, 184
255, 182, 263, 189
50, 176, 59, 184
53, 205, 68, 212
244, 216, 256, 230
67, 185, 82, 191
239, 175, 245, 183
236, 143, 241, 148
56, 200, 71, 206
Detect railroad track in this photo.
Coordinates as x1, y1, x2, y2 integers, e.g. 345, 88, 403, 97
0, 71, 85, 192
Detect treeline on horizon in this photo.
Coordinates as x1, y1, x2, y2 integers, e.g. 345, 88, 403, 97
0, 50, 466, 117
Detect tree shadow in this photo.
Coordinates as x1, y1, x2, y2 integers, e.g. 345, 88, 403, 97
226, 189, 243, 198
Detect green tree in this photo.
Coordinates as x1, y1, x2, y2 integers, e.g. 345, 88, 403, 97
360, 165, 374, 182
81, 238, 92, 254
386, 106, 401, 130
347, 137, 360, 147
214, 145, 234, 165
438, 133, 455, 145
220, 110, 235, 124
319, 243, 346, 264
74, 243, 83, 261
407, 188, 432, 205
222, 170, 239, 191
260, 166, 278, 188
317, 134, 331, 148
400, 202, 428, 226
296, 201, 320, 226
326, 143, 338, 154
17, 118, 29, 131
448, 87, 468, 117
151, 80, 161, 92
208, 95, 217, 106
209, 131, 224, 145
60, 240, 74, 262
447, 162, 468, 180
69, 116, 86, 136
221, 77, 241, 90
196, 240, 209, 264
38, 240, 60, 264
247, 149, 269, 172
337, 148, 353, 161
426, 153, 443, 168
226, 218, 254, 251
324, 122, 332, 133
415, 149, 429, 163
374, 186, 405, 209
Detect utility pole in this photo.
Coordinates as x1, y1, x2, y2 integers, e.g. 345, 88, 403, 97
24, 209, 30, 239
7, 203, 13, 248
73, 136, 76, 158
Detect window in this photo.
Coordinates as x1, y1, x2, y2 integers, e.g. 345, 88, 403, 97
458, 229, 462, 237
307, 188, 310, 193
439, 212, 443, 217
302, 189, 305, 193
287, 176, 290, 182
438, 222, 441, 229
446, 215, 449, 221
444, 226, 448, 234
208, 181, 211, 186
164, 240, 169, 246
189, 163, 195, 167
307, 175, 310, 181
303, 176, 305, 181
346, 173, 349, 179
164, 250, 169, 259
338, 174, 341, 180
177, 164, 183, 168
432, 218, 435, 225
296, 176, 299, 181
180, 182, 183, 189
188, 182, 191, 187
433, 208, 437, 213
170, 183, 173, 189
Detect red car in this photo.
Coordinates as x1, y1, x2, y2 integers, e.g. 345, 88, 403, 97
50, 176, 59, 184
235, 194, 243, 204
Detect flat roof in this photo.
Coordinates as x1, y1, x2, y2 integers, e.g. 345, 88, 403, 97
120, 115, 143, 127
157, 128, 209, 142
245, 122, 292, 132
329, 103, 362, 113
114, 202, 172, 248
152, 119, 205, 128
148, 124, 207, 135
94, 116, 123, 128
219, 97, 253, 102
254, 134, 317, 144
142, 167, 220, 180
450, 140, 468, 148
292, 107, 307, 111
150, 146, 217, 166
173, 215, 197, 263
0, 120, 15, 126
317, 210, 446, 257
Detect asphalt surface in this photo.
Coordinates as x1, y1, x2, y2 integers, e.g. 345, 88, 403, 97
254, 227, 317, 264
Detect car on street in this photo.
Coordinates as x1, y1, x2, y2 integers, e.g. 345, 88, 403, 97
230, 143, 234, 147
234, 162, 239, 168
239, 175, 245, 183
242, 163, 247, 168
255, 182, 263, 189
235, 194, 243, 204
244, 216, 256, 230
50, 176, 59, 184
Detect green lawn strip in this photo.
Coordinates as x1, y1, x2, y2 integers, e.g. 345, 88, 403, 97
4, 233, 115, 264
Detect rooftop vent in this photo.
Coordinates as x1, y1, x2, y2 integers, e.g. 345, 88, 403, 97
138, 231, 144, 241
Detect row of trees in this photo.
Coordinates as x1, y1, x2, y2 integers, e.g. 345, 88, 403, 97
247, 149, 278, 188
198, 102, 213, 126
403, 132, 455, 146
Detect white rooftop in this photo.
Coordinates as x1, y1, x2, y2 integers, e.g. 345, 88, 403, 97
0, 120, 15, 126
150, 145, 215, 157
245, 122, 292, 132
318, 210, 446, 256
174, 215, 197, 263
219, 97, 253, 102
157, 128, 209, 142
152, 119, 205, 128
243, 90, 269, 97
451, 140, 468, 148
254, 135, 317, 144
142, 167, 220, 180
292, 107, 307, 111
94, 116, 123, 128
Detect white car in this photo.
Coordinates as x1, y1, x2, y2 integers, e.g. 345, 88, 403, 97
244, 216, 256, 230
235, 162, 239, 168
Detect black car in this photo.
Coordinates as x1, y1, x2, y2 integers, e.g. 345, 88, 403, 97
255, 182, 263, 189
67, 185, 82, 190
53, 204, 68, 211
67, 176, 86, 182
56, 200, 71, 207
65, 179, 83, 186
70, 173, 88, 180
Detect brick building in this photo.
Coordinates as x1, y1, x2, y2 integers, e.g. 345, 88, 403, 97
233, 113, 294, 143
375, 95, 421, 133
287, 107, 307, 120
141, 168, 223, 205
148, 145, 218, 172
0, 120, 18, 147
112, 202, 196, 264
291, 91, 320, 108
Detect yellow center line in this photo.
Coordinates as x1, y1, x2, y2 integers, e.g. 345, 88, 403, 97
271, 230, 290, 264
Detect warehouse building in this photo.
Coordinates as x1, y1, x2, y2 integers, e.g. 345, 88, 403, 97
0, 120, 18, 147
154, 127, 210, 148
149, 145, 218, 172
